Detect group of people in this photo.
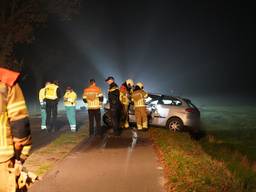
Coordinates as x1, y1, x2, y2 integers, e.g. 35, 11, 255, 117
39, 76, 149, 137
0, 65, 149, 191
105, 76, 148, 136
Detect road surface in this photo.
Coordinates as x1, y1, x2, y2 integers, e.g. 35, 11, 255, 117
29, 115, 164, 192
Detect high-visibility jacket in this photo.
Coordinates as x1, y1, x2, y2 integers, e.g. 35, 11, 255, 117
39, 87, 46, 103
131, 89, 148, 108
83, 85, 103, 109
119, 83, 131, 105
0, 68, 31, 163
64, 90, 77, 106
45, 83, 59, 100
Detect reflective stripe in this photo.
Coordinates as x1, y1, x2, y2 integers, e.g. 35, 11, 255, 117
0, 113, 8, 146
87, 100, 101, 109
134, 99, 146, 107
0, 146, 14, 155
0, 114, 4, 146
108, 87, 118, 92
21, 145, 31, 156
84, 86, 102, 109
7, 105, 27, 116
142, 121, 148, 128
7, 101, 26, 111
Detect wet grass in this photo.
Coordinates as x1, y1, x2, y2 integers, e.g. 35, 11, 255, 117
150, 105, 256, 191
151, 128, 239, 192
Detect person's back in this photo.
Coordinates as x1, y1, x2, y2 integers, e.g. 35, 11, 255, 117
45, 83, 59, 101
83, 79, 103, 136
132, 89, 147, 108
83, 84, 102, 110
44, 82, 61, 132
132, 83, 148, 130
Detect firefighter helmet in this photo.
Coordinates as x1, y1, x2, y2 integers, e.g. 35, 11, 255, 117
136, 82, 144, 89
126, 79, 134, 87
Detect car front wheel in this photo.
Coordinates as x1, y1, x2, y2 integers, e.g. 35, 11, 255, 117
166, 117, 184, 132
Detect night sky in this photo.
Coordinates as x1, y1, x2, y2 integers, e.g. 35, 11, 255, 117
18, 0, 255, 104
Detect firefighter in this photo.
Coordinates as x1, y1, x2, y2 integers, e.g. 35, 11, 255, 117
131, 82, 148, 131
45, 80, 61, 132
64, 86, 77, 132
119, 79, 134, 129
38, 82, 50, 130
0, 67, 32, 192
105, 76, 122, 136
83, 79, 103, 137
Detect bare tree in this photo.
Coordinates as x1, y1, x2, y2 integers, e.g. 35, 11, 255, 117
0, 0, 80, 67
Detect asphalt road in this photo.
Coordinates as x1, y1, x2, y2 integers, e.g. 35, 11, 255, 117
29, 127, 164, 192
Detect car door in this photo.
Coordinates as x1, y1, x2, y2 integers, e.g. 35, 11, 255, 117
150, 98, 172, 126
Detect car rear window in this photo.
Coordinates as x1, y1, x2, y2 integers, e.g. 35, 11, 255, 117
184, 99, 197, 109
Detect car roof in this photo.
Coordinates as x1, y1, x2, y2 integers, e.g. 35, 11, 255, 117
148, 93, 183, 100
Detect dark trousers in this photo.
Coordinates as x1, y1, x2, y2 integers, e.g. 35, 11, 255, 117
110, 107, 121, 135
88, 109, 101, 136
46, 99, 58, 131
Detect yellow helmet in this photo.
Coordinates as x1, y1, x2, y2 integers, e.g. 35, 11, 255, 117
126, 79, 134, 87
136, 82, 144, 89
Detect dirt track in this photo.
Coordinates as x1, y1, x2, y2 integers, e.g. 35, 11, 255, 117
29, 127, 164, 192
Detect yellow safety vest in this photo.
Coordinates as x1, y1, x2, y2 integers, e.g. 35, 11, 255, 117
64, 91, 77, 106
119, 84, 130, 105
45, 84, 58, 100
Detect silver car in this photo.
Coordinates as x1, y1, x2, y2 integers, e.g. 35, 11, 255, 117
103, 93, 200, 131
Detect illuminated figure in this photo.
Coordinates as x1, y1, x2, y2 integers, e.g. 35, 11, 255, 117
83, 79, 103, 137
131, 82, 148, 131
105, 76, 122, 136
64, 86, 77, 132
0, 67, 32, 192
119, 79, 134, 129
38, 82, 50, 130
45, 80, 61, 132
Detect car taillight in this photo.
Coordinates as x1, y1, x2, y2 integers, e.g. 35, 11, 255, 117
185, 108, 195, 113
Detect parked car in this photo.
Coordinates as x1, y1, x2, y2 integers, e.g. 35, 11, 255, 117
103, 93, 200, 131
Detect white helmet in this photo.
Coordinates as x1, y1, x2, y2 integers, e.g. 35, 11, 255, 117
126, 79, 134, 87
136, 82, 144, 89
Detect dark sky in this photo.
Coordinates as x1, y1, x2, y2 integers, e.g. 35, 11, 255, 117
19, 0, 255, 100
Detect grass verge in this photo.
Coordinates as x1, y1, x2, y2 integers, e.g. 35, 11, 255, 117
24, 128, 88, 177
150, 128, 255, 192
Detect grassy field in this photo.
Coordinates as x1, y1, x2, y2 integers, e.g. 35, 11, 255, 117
150, 105, 256, 192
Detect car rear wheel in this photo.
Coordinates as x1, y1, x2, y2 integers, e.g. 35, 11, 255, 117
166, 117, 184, 132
